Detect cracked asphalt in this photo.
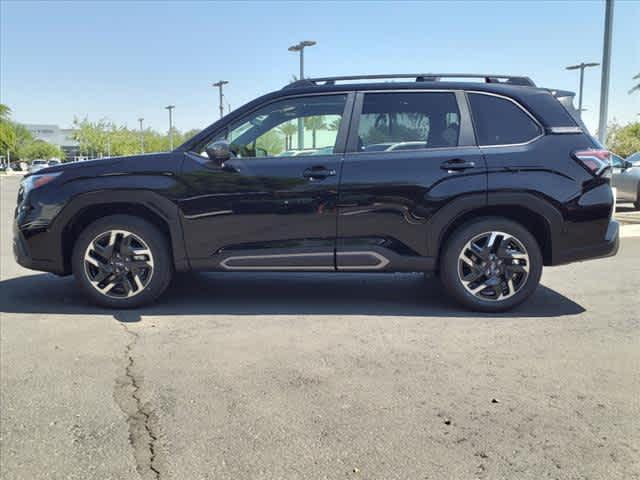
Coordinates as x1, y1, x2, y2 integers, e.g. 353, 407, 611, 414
1, 175, 639, 479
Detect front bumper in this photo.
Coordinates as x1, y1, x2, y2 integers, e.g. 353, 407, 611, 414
553, 220, 619, 265
13, 217, 66, 275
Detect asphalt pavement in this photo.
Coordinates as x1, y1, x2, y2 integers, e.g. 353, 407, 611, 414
1, 175, 638, 480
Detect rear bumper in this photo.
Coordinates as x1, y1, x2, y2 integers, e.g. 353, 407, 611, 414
553, 220, 619, 265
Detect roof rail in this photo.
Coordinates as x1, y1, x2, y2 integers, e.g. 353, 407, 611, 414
284, 73, 536, 89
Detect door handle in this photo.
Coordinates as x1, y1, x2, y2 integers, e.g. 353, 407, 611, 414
303, 166, 336, 180
440, 158, 476, 171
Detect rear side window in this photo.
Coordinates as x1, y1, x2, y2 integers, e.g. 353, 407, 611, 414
468, 93, 541, 146
357, 92, 460, 152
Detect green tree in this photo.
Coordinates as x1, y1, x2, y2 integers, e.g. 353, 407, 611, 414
304, 116, 327, 149
183, 129, 201, 142
21, 139, 63, 160
255, 129, 284, 156
0, 104, 17, 156
13, 123, 35, 159
607, 121, 640, 158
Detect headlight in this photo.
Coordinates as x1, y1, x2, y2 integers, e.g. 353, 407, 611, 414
22, 172, 62, 192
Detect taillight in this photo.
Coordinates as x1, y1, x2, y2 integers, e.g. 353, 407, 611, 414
572, 149, 611, 176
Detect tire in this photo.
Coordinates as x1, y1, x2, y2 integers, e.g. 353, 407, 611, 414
439, 217, 543, 313
72, 215, 173, 308
634, 185, 640, 210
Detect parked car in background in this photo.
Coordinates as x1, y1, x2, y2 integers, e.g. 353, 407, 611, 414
612, 153, 640, 209
626, 152, 640, 165
13, 73, 619, 312
29, 159, 49, 173
48, 159, 61, 167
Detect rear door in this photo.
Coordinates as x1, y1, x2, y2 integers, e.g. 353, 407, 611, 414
336, 90, 486, 270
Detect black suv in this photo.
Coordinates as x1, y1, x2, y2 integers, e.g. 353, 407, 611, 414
13, 73, 619, 312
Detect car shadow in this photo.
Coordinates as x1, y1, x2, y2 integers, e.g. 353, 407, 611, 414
0, 271, 585, 322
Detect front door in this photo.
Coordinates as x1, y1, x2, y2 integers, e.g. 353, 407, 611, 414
336, 90, 486, 271
178, 92, 353, 270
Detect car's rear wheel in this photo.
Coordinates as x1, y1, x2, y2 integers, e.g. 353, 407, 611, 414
634, 185, 640, 210
440, 217, 543, 312
72, 215, 173, 308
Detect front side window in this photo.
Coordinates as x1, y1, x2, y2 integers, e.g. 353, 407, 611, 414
468, 92, 542, 146
357, 92, 460, 152
216, 94, 347, 158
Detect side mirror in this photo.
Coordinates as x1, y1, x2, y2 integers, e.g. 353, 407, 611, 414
623, 160, 633, 169
205, 140, 231, 164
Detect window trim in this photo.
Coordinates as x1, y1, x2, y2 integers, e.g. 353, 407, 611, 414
345, 89, 475, 155
466, 90, 544, 148
190, 91, 355, 159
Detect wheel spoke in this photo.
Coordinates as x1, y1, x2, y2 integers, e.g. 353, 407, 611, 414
470, 281, 490, 294
92, 268, 112, 284
85, 254, 106, 268
469, 242, 486, 260
97, 278, 118, 294
462, 266, 484, 283
496, 235, 513, 257
460, 250, 476, 267
133, 273, 145, 291
129, 260, 152, 272
486, 232, 498, 253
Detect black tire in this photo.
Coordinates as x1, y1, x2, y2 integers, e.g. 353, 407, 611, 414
439, 217, 543, 313
634, 185, 640, 210
72, 215, 173, 308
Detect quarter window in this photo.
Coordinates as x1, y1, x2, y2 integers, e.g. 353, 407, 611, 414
218, 94, 347, 158
357, 92, 461, 152
468, 93, 541, 146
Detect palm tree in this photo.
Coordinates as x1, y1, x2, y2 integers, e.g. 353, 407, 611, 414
630, 73, 640, 94
327, 118, 341, 131
0, 104, 11, 120
304, 116, 327, 149
278, 122, 297, 150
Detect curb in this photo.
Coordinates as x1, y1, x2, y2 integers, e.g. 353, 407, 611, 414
620, 224, 640, 238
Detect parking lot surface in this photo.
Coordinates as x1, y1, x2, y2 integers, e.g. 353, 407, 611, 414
1, 175, 639, 479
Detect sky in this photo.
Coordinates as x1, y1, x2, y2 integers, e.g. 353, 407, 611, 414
1, 0, 638, 135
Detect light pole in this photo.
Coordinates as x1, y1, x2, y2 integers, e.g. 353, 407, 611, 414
598, 0, 615, 144
288, 40, 316, 150
566, 62, 599, 115
138, 117, 144, 154
165, 105, 175, 150
212, 80, 228, 119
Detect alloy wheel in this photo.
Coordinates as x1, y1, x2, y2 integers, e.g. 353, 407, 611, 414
83, 230, 154, 298
457, 231, 530, 302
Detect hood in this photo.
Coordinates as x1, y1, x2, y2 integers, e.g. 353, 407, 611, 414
33, 152, 178, 176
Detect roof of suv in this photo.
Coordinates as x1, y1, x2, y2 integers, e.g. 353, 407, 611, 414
180, 73, 579, 152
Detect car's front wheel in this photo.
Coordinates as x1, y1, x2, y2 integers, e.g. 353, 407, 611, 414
439, 217, 543, 312
72, 215, 173, 308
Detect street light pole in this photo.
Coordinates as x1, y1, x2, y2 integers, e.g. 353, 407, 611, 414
138, 117, 144, 154
165, 105, 175, 150
288, 40, 316, 150
566, 62, 600, 114
212, 81, 229, 119
598, 0, 615, 144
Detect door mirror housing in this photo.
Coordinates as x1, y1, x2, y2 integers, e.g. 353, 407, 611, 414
205, 140, 231, 164
622, 160, 633, 169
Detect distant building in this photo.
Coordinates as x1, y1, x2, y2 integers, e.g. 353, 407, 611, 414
23, 124, 80, 159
